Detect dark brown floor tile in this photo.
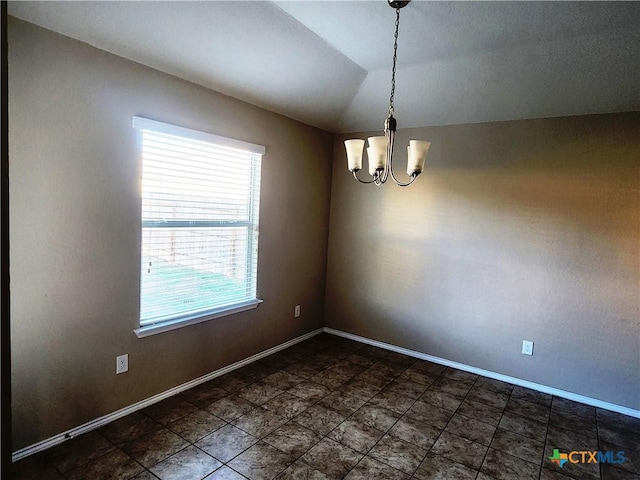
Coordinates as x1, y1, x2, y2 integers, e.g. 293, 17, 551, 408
262, 370, 304, 390
345, 455, 410, 479
481, 447, 538, 480
12, 451, 52, 478
351, 403, 401, 431
236, 362, 278, 381
285, 362, 325, 380
490, 428, 544, 464
228, 441, 294, 480
310, 369, 352, 389
369, 389, 415, 414
539, 467, 576, 480
456, 398, 503, 426
383, 351, 416, 367
475, 377, 514, 396
339, 379, 383, 401
99, 412, 163, 447
442, 368, 478, 384
132, 471, 160, 480
262, 392, 315, 420
413, 452, 478, 480
386, 378, 427, 400
549, 410, 597, 438
33, 335, 640, 480
287, 381, 331, 402
353, 370, 393, 388
232, 406, 287, 438
368, 433, 426, 475
598, 423, 640, 452
369, 360, 406, 378
46, 431, 116, 473
180, 384, 229, 408
302, 438, 363, 479
11, 463, 66, 480
275, 459, 329, 479
431, 431, 488, 470
388, 415, 440, 449
427, 377, 472, 400
196, 424, 258, 463
475, 472, 495, 480
143, 396, 199, 425
149, 445, 222, 480
344, 353, 377, 368
294, 404, 346, 435
263, 421, 321, 456
65, 449, 144, 480
212, 371, 253, 393
420, 388, 464, 413
601, 463, 640, 480
410, 360, 446, 376
505, 397, 550, 423
328, 418, 385, 454
398, 368, 437, 387
330, 359, 367, 378
510, 386, 552, 407
598, 439, 640, 474
357, 344, 389, 359
318, 390, 367, 416
552, 397, 596, 420
261, 351, 300, 369
546, 425, 598, 451
405, 400, 454, 429
168, 409, 226, 443
445, 412, 497, 446
204, 465, 248, 479
467, 386, 510, 410
498, 411, 548, 442
206, 395, 257, 422
597, 408, 640, 433
121, 427, 190, 468
237, 381, 283, 406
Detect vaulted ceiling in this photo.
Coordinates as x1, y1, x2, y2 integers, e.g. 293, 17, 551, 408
8, 1, 640, 133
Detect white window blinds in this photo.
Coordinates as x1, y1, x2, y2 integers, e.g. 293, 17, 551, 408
133, 117, 264, 329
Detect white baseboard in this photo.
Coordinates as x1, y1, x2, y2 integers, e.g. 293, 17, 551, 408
12, 328, 324, 462
13, 326, 639, 462
324, 327, 640, 419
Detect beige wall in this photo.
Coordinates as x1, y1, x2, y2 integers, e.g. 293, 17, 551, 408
9, 13, 640, 454
9, 18, 333, 449
326, 112, 639, 410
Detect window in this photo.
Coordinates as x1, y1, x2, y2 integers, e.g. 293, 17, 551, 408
132, 117, 264, 337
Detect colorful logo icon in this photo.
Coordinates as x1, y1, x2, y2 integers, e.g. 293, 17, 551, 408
549, 449, 569, 468
549, 449, 626, 468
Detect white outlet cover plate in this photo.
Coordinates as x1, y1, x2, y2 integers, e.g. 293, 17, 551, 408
522, 341, 534, 356
116, 354, 129, 374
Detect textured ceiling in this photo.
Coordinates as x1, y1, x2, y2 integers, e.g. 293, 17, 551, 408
8, 1, 640, 133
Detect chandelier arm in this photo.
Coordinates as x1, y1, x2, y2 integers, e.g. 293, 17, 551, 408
389, 169, 418, 187
351, 170, 377, 184
386, 129, 417, 187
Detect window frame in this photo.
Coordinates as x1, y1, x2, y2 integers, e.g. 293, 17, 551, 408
132, 116, 264, 338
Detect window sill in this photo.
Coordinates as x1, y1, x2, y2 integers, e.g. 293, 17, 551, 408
134, 299, 263, 338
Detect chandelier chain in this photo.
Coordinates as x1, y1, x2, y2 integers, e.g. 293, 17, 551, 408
388, 7, 401, 117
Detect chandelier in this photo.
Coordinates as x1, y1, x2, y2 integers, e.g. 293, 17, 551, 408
344, 0, 430, 187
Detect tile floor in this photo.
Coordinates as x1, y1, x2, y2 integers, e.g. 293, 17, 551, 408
12, 333, 640, 480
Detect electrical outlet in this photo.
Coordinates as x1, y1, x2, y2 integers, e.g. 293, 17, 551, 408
522, 340, 534, 356
294, 305, 301, 318
116, 354, 129, 374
